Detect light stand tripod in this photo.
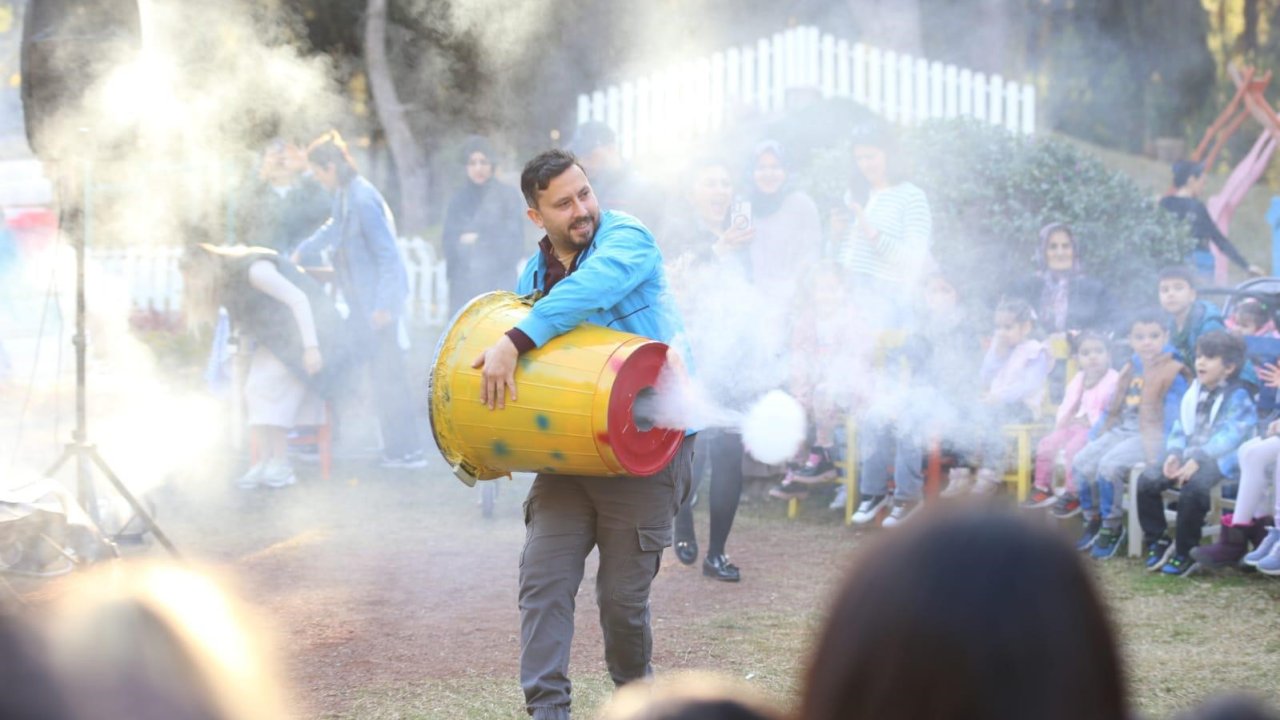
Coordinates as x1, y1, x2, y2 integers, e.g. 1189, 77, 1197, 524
42, 155, 179, 559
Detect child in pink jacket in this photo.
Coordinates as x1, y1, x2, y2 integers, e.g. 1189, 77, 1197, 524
1023, 332, 1119, 509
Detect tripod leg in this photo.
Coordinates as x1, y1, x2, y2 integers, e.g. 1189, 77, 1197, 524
87, 449, 181, 559
43, 445, 74, 477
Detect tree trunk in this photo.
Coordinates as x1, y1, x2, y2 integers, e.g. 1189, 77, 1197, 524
364, 0, 429, 234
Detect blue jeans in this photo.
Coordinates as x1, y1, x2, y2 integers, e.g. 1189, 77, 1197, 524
1189, 248, 1215, 284
858, 424, 924, 502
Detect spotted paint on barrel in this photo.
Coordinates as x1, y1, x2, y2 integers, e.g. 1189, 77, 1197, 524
535, 414, 551, 431
551, 450, 565, 461
492, 440, 511, 457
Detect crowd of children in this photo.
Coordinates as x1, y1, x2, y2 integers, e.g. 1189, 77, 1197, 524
776, 255, 1280, 579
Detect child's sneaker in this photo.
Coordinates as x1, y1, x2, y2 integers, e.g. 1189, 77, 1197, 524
768, 479, 809, 500
828, 484, 848, 511
260, 460, 297, 489
941, 467, 972, 497
1050, 493, 1082, 519
791, 446, 838, 483
1089, 525, 1126, 560
1244, 527, 1280, 567
236, 461, 266, 490
881, 499, 921, 528
970, 467, 1001, 495
1075, 518, 1102, 552
380, 450, 429, 469
851, 494, 888, 525
1020, 487, 1056, 509
1144, 537, 1174, 571
1159, 553, 1198, 577
1256, 542, 1280, 575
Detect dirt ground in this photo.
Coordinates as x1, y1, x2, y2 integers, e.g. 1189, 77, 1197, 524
158, 462, 855, 718
11, 454, 1280, 720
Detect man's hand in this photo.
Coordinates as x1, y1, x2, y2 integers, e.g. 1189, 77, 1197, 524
303, 347, 324, 375
370, 309, 393, 330
1248, 263, 1267, 278
472, 335, 519, 410
460, 232, 479, 245
1174, 458, 1200, 485
1162, 454, 1182, 480
1268, 419, 1280, 437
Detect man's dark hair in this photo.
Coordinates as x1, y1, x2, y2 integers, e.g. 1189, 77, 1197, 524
798, 508, 1128, 720
1158, 265, 1198, 289
1128, 307, 1169, 332
521, 149, 583, 209
1196, 330, 1246, 377
1172, 159, 1205, 189
307, 130, 358, 183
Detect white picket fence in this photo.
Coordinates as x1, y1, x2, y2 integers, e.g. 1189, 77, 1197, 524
85, 238, 452, 326
576, 24, 1036, 161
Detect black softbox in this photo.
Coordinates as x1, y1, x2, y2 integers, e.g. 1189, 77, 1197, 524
20, 0, 141, 159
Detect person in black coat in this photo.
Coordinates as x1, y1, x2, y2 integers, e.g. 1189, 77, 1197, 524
441, 136, 527, 314
1008, 222, 1112, 336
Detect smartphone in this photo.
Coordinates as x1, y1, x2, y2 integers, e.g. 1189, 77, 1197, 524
730, 199, 752, 230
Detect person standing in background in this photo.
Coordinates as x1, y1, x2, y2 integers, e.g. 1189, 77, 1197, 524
1159, 160, 1264, 282
660, 153, 755, 582
441, 136, 527, 315
240, 138, 331, 257
569, 121, 663, 226
292, 130, 425, 469
745, 140, 822, 305
838, 123, 932, 329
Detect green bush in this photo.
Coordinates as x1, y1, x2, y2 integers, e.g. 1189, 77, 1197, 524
807, 119, 1195, 315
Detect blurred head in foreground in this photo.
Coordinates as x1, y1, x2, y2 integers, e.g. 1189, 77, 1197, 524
798, 507, 1127, 720
597, 671, 782, 720
47, 563, 291, 720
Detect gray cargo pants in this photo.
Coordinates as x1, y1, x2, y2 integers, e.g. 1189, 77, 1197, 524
519, 436, 695, 720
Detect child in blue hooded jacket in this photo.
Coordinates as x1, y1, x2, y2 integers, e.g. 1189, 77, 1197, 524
1136, 330, 1256, 576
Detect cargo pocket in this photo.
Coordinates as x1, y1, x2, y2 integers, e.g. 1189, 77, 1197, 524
518, 498, 533, 568
637, 524, 672, 552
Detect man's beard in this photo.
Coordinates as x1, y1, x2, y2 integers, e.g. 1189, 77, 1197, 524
558, 213, 598, 248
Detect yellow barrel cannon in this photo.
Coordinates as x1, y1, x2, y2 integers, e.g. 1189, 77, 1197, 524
428, 291, 683, 485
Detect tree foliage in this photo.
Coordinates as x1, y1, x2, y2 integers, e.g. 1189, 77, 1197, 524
910, 120, 1195, 311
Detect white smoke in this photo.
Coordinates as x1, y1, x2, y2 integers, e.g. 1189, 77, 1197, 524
740, 389, 806, 464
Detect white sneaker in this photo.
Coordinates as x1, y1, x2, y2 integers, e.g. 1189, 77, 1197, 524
260, 460, 297, 489
828, 484, 848, 511
941, 468, 972, 498
881, 499, 921, 528
971, 468, 1001, 495
236, 462, 266, 489
851, 494, 888, 525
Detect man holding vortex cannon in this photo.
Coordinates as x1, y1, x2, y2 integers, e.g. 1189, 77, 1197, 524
472, 149, 696, 720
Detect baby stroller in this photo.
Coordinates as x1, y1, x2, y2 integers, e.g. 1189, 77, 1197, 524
1209, 276, 1280, 416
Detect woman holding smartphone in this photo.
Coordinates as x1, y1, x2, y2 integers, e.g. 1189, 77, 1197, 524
661, 154, 765, 583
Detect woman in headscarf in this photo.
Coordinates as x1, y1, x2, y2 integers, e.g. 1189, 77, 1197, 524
441, 136, 527, 314
746, 140, 823, 302
1008, 222, 1111, 336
